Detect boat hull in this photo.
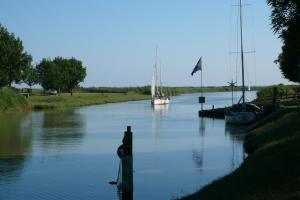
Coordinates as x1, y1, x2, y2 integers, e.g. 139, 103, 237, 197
225, 111, 255, 125
151, 98, 170, 105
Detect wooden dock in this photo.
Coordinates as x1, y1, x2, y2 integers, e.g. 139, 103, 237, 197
198, 107, 226, 119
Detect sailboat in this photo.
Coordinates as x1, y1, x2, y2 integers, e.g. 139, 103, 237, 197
225, 0, 256, 124
151, 48, 170, 105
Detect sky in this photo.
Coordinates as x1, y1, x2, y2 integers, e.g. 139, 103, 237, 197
0, 0, 292, 87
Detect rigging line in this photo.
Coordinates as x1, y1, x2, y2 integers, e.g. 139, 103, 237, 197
235, 7, 240, 85
228, 0, 234, 81
249, 0, 257, 86
244, 61, 252, 88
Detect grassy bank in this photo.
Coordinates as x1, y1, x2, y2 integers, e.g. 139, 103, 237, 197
0, 88, 29, 113
79, 85, 267, 96
28, 92, 150, 110
180, 109, 300, 199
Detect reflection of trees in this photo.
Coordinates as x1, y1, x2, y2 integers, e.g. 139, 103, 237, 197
40, 110, 85, 149
0, 113, 32, 182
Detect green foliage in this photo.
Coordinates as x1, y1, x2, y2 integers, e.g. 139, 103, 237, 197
256, 84, 298, 98
54, 57, 86, 95
36, 58, 61, 91
79, 86, 250, 96
28, 93, 149, 110
267, 0, 300, 82
36, 57, 86, 94
24, 66, 38, 88
0, 24, 32, 87
0, 87, 29, 112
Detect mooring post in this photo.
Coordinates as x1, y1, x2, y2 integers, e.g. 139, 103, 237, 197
121, 126, 133, 200
272, 86, 278, 107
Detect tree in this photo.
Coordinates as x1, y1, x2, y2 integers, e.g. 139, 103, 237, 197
267, 0, 300, 82
36, 57, 86, 95
54, 57, 86, 95
36, 58, 63, 92
0, 24, 32, 87
24, 66, 38, 88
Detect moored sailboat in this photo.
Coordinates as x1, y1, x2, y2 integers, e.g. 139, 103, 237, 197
151, 48, 170, 105
225, 0, 257, 124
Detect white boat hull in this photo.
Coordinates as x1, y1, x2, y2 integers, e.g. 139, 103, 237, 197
225, 111, 255, 125
151, 98, 170, 105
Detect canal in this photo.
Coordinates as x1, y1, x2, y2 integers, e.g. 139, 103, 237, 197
0, 91, 256, 200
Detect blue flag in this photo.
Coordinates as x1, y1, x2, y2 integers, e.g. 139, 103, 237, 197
191, 57, 202, 76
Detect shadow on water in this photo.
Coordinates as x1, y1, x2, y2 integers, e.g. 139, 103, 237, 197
38, 110, 86, 150
225, 123, 248, 169
0, 113, 32, 182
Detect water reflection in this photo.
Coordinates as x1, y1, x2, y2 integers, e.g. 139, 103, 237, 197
151, 104, 170, 148
38, 110, 85, 150
225, 124, 247, 170
0, 113, 32, 182
192, 118, 206, 171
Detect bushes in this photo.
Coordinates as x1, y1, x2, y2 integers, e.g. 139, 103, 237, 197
0, 88, 29, 112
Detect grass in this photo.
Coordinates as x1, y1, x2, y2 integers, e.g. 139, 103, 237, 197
28, 92, 150, 110
180, 108, 300, 200
0, 87, 29, 113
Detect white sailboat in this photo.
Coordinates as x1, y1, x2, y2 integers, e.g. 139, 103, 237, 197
225, 0, 256, 124
151, 48, 170, 105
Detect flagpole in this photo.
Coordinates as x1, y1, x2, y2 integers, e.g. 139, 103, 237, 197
201, 58, 203, 111
201, 65, 203, 95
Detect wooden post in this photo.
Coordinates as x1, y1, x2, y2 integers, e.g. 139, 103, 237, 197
272, 87, 278, 107
121, 126, 133, 200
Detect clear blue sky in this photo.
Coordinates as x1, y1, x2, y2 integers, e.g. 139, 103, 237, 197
0, 0, 291, 87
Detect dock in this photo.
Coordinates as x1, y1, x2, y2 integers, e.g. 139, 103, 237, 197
198, 107, 226, 119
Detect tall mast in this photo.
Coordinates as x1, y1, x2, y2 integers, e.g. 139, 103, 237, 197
159, 61, 162, 94
151, 47, 158, 97
239, 0, 246, 105
155, 46, 159, 94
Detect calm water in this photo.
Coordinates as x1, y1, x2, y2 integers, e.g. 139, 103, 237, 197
0, 92, 256, 200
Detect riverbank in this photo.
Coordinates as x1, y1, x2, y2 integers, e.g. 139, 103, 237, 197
28, 92, 150, 110
180, 104, 300, 199
0, 88, 29, 113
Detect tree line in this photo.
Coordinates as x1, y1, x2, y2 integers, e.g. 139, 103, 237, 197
0, 24, 86, 95
267, 0, 300, 83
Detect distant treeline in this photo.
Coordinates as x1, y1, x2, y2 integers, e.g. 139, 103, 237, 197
256, 84, 299, 99
78, 85, 268, 96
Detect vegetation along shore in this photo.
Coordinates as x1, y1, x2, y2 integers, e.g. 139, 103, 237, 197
0, 85, 268, 112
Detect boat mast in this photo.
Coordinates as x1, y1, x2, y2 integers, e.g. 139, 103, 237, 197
239, 0, 246, 105
155, 46, 159, 95
159, 61, 162, 95
151, 47, 158, 97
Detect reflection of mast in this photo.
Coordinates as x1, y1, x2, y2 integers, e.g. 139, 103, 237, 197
151, 105, 170, 149
192, 118, 206, 171
231, 135, 236, 170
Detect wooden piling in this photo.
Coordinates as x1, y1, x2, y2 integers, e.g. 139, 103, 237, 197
121, 126, 133, 200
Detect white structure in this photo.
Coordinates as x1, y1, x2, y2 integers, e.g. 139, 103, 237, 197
151, 47, 170, 105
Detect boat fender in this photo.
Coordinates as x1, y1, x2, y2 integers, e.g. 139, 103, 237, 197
117, 144, 125, 158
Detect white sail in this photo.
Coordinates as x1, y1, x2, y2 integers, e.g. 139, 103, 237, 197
150, 47, 170, 105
